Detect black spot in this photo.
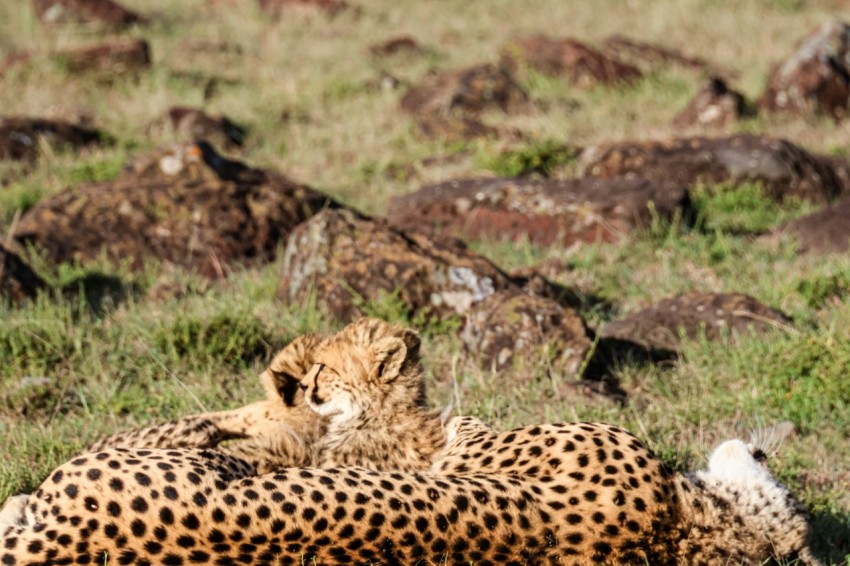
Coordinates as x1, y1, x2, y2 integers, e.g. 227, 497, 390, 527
566, 514, 582, 524
86, 469, 102, 481
130, 519, 146, 537
106, 501, 121, 517
63, 484, 79, 499
183, 514, 201, 530
160, 507, 175, 525
177, 535, 196, 548
130, 496, 148, 513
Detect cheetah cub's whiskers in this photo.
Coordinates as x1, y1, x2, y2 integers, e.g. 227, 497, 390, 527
301, 317, 447, 471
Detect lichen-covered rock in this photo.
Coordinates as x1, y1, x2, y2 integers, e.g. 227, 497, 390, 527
460, 289, 590, 374
502, 35, 642, 86
278, 208, 516, 321
400, 63, 528, 140
759, 20, 850, 120
580, 134, 843, 205
772, 196, 850, 255
600, 292, 792, 355
673, 78, 749, 128
14, 142, 336, 277
387, 176, 691, 247
0, 245, 46, 304
0, 117, 104, 161
31, 0, 142, 28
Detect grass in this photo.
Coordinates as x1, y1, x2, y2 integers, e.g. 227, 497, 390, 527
0, 0, 849, 563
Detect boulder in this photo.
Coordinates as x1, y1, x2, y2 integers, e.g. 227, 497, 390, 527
54, 39, 151, 76
502, 35, 642, 86
14, 142, 337, 277
30, 0, 141, 28
0, 117, 104, 161
155, 107, 247, 149
461, 289, 590, 374
772, 196, 850, 255
579, 134, 844, 205
599, 292, 791, 356
0, 245, 46, 303
759, 20, 850, 120
278, 208, 593, 375
386, 176, 692, 247
672, 78, 749, 128
400, 63, 528, 140
602, 35, 734, 79
278, 208, 516, 321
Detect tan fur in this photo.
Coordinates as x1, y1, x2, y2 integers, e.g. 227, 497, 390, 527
0, 415, 817, 565
302, 317, 446, 471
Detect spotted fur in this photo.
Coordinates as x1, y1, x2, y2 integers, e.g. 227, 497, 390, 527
0, 415, 818, 565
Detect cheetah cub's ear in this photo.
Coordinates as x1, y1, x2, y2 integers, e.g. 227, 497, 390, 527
372, 328, 420, 382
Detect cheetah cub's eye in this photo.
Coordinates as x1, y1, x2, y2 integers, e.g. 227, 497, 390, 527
751, 448, 768, 463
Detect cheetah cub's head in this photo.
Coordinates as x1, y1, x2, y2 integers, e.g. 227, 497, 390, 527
260, 333, 325, 407
692, 439, 820, 565
301, 318, 425, 424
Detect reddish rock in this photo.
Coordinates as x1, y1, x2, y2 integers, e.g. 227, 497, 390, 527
400, 63, 528, 141
600, 292, 791, 355
55, 39, 151, 76
580, 134, 844, 205
386, 176, 691, 247
503, 35, 642, 86
278, 208, 516, 321
369, 36, 420, 57
159, 107, 247, 149
602, 35, 734, 79
257, 0, 348, 17
31, 0, 141, 28
759, 20, 850, 120
673, 78, 749, 128
14, 142, 337, 277
0, 117, 104, 161
0, 245, 46, 304
460, 289, 590, 374
773, 196, 850, 255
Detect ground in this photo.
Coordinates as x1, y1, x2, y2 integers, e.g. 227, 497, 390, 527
0, 0, 848, 563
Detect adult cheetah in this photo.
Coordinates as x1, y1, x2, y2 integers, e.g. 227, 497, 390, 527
0, 415, 818, 565
301, 317, 448, 471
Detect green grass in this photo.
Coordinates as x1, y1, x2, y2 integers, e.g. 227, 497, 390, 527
0, 0, 849, 562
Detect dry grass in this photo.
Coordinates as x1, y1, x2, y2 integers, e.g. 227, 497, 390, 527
1, 0, 849, 562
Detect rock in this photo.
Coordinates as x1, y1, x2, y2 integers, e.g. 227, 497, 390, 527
0, 117, 104, 161
759, 20, 850, 120
400, 63, 528, 141
460, 289, 590, 374
257, 0, 348, 17
278, 208, 516, 321
672, 78, 749, 128
602, 35, 734, 79
599, 292, 792, 355
386, 176, 692, 247
278, 208, 593, 376
0, 245, 46, 303
55, 39, 151, 76
502, 35, 642, 86
14, 142, 338, 277
772, 195, 850, 255
369, 36, 420, 57
31, 0, 142, 29
579, 134, 844, 205
157, 107, 247, 149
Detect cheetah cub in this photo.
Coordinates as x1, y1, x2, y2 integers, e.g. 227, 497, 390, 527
301, 317, 447, 471
88, 333, 327, 472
